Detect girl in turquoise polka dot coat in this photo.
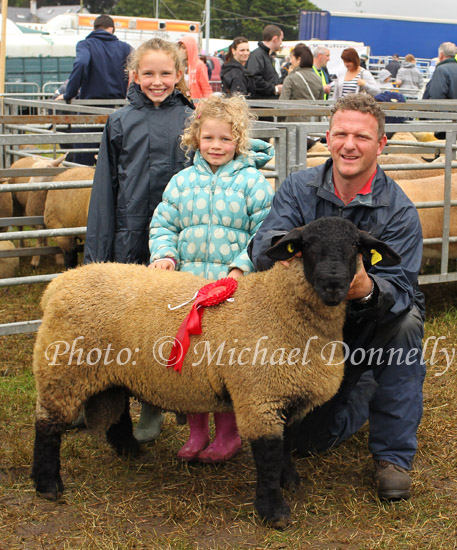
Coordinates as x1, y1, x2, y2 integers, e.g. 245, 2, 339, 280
149, 94, 274, 463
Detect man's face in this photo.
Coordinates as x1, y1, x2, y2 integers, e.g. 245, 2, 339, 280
317, 49, 330, 67
272, 32, 284, 52
326, 110, 387, 184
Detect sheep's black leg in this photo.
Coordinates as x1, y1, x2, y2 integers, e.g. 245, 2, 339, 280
106, 398, 140, 457
31, 420, 65, 501
250, 437, 290, 529
64, 248, 79, 269
280, 423, 300, 490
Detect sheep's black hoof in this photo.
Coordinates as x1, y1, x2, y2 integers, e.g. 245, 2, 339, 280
33, 479, 64, 501
255, 494, 291, 529
110, 435, 140, 457
280, 465, 300, 491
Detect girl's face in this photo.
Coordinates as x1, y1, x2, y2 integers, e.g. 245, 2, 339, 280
133, 51, 182, 107
233, 42, 250, 65
199, 118, 237, 173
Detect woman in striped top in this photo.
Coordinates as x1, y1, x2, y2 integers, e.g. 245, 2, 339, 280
333, 48, 380, 99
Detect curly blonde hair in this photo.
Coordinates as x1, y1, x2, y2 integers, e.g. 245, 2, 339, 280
181, 94, 256, 157
126, 38, 189, 97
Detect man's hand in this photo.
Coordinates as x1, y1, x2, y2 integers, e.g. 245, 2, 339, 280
55, 94, 64, 101
346, 254, 373, 301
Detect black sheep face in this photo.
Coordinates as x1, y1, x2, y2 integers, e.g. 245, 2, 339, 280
265, 217, 401, 307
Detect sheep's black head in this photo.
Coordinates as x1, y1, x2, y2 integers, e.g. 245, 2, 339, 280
265, 217, 401, 306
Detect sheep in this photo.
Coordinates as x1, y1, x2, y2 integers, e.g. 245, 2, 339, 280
397, 174, 457, 259
0, 182, 13, 228
378, 154, 453, 180
2, 156, 66, 267
43, 166, 94, 268
31, 216, 400, 528
412, 132, 440, 142
0, 241, 19, 279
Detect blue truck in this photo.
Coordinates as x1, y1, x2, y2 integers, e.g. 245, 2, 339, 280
299, 10, 457, 58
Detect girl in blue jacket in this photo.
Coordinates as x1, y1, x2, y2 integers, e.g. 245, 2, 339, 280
84, 38, 194, 443
149, 94, 274, 462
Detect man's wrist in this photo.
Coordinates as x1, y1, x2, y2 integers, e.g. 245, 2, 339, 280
357, 277, 375, 304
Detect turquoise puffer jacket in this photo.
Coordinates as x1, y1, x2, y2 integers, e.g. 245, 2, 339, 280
149, 139, 274, 279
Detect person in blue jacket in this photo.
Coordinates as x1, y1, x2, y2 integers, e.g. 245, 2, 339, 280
84, 38, 194, 442
57, 15, 132, 165
60, 15, 132, 102
149, 94, 274, 462
249, 93, 426, 502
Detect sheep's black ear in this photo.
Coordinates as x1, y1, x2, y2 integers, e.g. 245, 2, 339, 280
358, 230, 401, 266
265, 227, 305, 261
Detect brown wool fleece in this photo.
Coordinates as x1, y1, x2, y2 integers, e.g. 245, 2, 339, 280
33, 261, 346, 440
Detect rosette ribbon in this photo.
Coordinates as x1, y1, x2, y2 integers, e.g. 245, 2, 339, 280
168, 278, 238, 372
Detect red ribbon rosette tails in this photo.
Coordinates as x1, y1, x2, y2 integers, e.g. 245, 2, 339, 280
168, 278, 238, 372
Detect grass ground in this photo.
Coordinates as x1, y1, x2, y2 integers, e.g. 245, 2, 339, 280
1, 256, 457, 549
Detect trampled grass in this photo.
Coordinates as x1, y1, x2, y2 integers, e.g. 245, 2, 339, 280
1, 257, 457, 549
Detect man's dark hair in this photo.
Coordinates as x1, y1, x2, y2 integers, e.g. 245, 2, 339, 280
262, 24, 282, 42
93, 15, 115, 30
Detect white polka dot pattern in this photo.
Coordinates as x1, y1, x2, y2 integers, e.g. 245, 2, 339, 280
149, 142, 275, 279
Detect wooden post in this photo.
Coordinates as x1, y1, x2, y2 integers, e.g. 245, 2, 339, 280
0, 0, 8, 114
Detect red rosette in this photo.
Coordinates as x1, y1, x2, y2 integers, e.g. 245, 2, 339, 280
168, 278, 238, 372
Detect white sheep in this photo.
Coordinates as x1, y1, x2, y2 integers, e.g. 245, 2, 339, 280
397, 174, 457, 259
0, 183, 13, 225
43, 166, 94, 268
2, 156, 66, 267
0, 241, 19, 279
31, 217, 400, 528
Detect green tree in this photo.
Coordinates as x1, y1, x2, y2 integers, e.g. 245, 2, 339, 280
114, 0, 319, 41
8, 1, 117, 12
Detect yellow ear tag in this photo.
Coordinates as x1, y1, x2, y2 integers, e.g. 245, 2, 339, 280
371, 249, 382, 265
287, 243, 295, 254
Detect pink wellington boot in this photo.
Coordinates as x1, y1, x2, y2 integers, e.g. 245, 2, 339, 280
198, 412, 242, 463
177, 413, 210, 461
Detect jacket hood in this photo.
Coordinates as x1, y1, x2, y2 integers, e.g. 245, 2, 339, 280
127, 83, 193, 110
179, 36, 199, 67
86, 29, 119, 42
194, 138, 274, 174
377, 69, 392, 83
438, 57, 457, 67
249, 138, 274, 169
402, 62, 415, 69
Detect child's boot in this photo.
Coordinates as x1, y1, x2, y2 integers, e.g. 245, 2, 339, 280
134, 403, 164, 443
177, 413, 210, 460
198, 412, 241, 463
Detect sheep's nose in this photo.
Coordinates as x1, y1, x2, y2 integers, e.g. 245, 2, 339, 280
313, 265, 350, 306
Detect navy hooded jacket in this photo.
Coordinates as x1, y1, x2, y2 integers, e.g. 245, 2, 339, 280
83, 85, 194, 265
64, 29, 132, 100
249, 160, 424, 324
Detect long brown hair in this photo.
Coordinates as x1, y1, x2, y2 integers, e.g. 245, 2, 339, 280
226, 37, 249, 63
341, 48, 360, 70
